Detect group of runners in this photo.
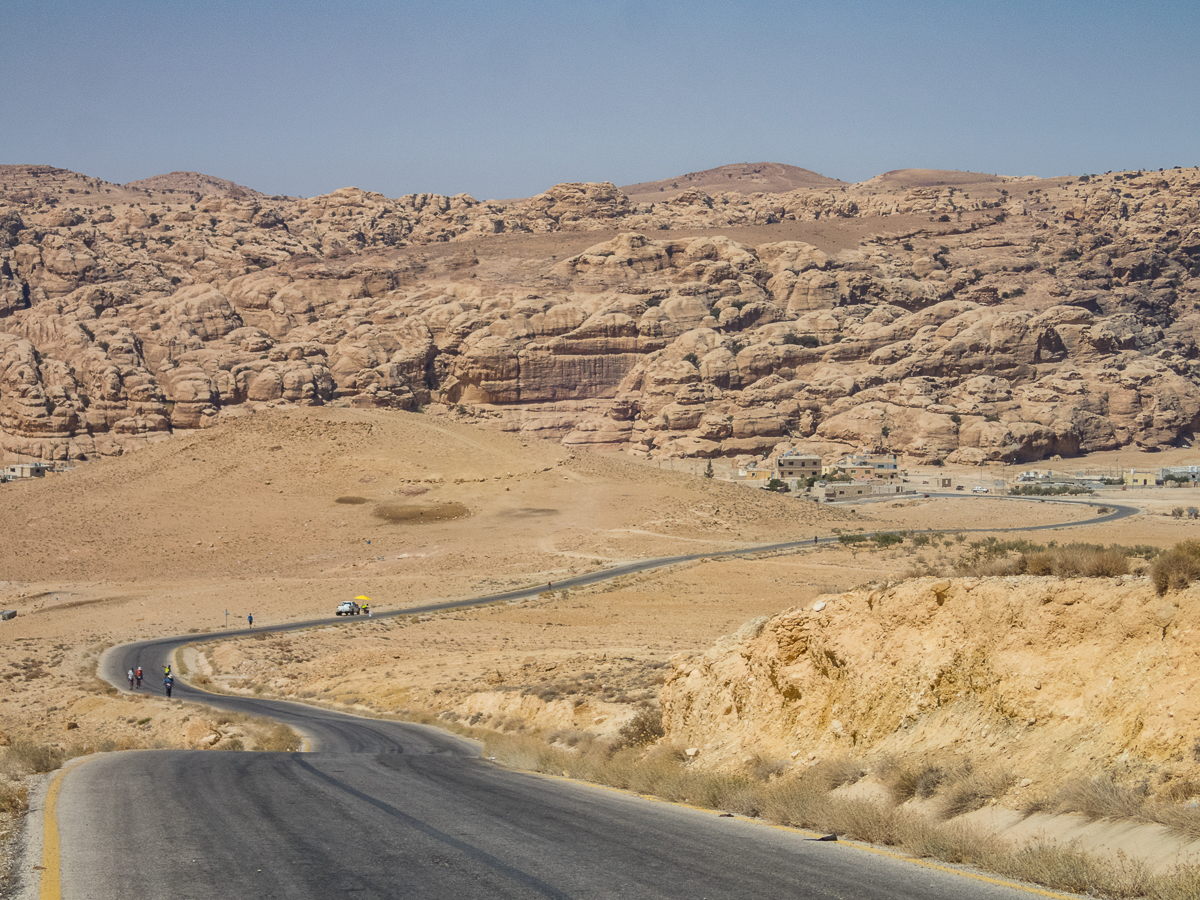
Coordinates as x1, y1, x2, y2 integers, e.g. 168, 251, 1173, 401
126, 664, 173, 697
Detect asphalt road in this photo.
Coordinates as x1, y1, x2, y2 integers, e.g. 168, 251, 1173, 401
51, 498, 1129, 899
107, 494, 1139, 655
54, 726, 1053, 900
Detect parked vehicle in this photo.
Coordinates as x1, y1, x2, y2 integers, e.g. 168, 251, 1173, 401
972, 486, 989, 493
336, 601, 361, 616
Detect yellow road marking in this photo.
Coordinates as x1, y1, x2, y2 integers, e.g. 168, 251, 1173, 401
38, 766, 68, 900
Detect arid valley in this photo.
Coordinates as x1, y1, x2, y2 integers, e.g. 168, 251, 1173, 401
6, 162, 1200, 897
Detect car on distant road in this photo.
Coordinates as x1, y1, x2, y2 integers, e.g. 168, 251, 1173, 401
336, 601, 361, 616
972, 486, 989, 494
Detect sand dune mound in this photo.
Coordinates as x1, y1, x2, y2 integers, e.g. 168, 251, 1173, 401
0, 406, 850, 587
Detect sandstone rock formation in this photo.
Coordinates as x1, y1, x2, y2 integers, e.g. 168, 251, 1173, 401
1, 162, 1199, 462
660, 575, 1200, 782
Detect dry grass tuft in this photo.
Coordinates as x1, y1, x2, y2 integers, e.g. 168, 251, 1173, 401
1153, 541, 1200, 594
937, 769, 1015, 819
1, 741, 65, 776
877, 755, 966, 803
0, 782, 28, 814
1038, 774, 1149, 821
255, 722, 302, 752
613, 706, 664, 750
805, 755, 866, 792
955, 539, 1143, 579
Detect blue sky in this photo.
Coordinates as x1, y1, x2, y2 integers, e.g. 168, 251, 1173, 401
3, 1, 1197, 199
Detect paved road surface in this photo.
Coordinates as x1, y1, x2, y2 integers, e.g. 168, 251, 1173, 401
47, 499, 1128, 898
54, 722, 1055, 900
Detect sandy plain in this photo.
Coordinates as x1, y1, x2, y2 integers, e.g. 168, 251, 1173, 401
3, 406, 1200, 882
0, 405, 1191, 743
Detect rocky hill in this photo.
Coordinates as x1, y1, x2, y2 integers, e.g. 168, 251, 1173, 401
1, 162, 1199, 464
661, 574, 1199, 786
620, 162, 846, 202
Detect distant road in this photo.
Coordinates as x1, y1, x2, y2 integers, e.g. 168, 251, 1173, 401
43, 494, 1135, 899
107, 494, 1140, 653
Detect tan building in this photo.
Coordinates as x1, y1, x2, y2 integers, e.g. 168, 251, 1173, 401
834, 454, 901, 481
3, 463, 49, 480
1124, 469, 1158, 487
775, 452, 822, 482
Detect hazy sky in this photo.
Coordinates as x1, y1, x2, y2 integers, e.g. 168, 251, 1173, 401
3, 1, 1197, 199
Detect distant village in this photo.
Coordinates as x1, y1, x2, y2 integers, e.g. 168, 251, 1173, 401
734, 451, 1200, 503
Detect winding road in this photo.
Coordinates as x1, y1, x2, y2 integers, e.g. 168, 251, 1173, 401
41, 497, 1131, 899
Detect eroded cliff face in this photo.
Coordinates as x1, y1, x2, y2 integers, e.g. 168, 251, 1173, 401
1, 163, 1199, 462
660, 575, 1199, 783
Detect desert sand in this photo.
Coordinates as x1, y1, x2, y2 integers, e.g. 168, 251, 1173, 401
4, 406, 1200, 880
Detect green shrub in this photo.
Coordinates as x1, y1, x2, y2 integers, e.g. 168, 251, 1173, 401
782, 332, 820, 348
1010, 484, 1093, 496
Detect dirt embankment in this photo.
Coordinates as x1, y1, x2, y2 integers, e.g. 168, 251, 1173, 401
664, 573, 1200, 794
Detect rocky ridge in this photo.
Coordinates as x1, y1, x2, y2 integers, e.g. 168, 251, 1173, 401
1, 162, 1199, 463
660, 575, 1200, 785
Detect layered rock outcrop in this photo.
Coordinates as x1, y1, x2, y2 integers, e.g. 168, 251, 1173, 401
660, 575, 1200, 780
1, 163, 1199, 461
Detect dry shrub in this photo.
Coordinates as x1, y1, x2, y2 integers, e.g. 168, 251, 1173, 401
254, 722, 302, 752
745, 754, 791, 783
546, 727, 590, 749
483, 732, 558, 774
758, 776, 828, 827
876, 755, 957, 803
1023, 551, 1055, 576
1020, 546, 1128, 577
821, 799, 912, 845
0, 782, 28, 814
1158, 777, 1200, 804
804, 756, 865, 792
989, 841, 1152, 899
613, 706, 664, 750
2, 741, 65, 775
1153, 546, 1200, 595
1144, 804, 1200, 842
1080, 548, 1130, 577
972, 557, 1022, 577
1148, 865, 1200, 899
937, 769, 1015, 819
1039, 774, 1148, 821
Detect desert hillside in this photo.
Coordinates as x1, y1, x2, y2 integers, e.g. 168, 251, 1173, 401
619, 162, 846, 202
0, 403, 862, 766
663, 574, 1199, 781
2, 162, 1199, 467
